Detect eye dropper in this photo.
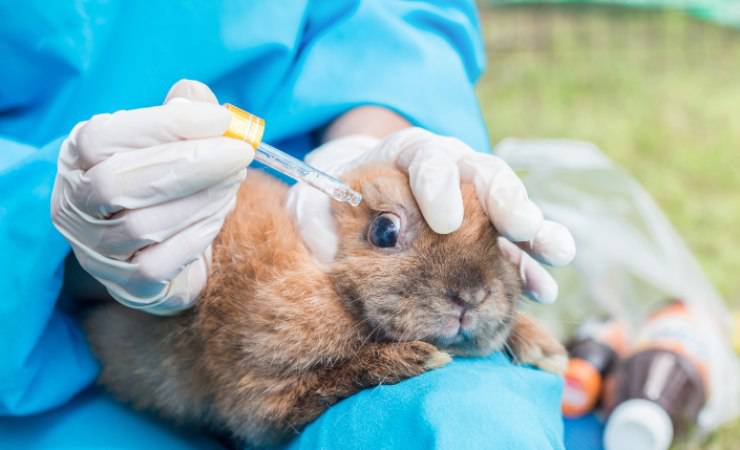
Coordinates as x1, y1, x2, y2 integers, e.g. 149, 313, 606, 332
223, 103, 362, 207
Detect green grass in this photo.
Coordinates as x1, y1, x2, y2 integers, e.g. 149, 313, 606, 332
476, 5, 740, 449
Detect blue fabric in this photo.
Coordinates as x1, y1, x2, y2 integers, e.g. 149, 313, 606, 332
564, 414, 605, 450
0, 387, 220, 450
0, 1, 566, 448
280, 353, 564, 450
0, 138, 100, 416
0, 355, 565, 450
0, 0, 489, 154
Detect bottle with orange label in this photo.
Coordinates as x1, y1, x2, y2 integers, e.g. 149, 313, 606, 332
603, 300, 708, 450
561, 318, 627, 418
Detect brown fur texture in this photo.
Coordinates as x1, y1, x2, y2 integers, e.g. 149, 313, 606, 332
84, 164, 566, 447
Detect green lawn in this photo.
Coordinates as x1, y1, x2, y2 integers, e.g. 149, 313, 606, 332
476, 5, 740, 449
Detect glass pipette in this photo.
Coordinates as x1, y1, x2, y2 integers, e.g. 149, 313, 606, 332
223, 103, 362, 207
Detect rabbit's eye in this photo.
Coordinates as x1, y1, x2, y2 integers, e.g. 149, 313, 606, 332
368, 213, 401, 248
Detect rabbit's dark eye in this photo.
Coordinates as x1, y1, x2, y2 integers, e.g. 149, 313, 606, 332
368, 213, 401, 248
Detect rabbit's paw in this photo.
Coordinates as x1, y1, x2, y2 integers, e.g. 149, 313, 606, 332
507, 314, 567, 375
424, 349, 453, 369
511, 339, 568, 375
359, 341, 451, 385
394, 341, 451, 373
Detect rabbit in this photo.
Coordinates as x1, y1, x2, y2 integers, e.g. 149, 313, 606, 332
83, 163, 567, 447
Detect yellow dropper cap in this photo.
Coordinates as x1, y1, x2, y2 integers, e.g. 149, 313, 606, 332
223, 103, 265, 149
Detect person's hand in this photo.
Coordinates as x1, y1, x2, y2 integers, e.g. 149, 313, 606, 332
286, 128, 575, 304
51, 80, 253, 314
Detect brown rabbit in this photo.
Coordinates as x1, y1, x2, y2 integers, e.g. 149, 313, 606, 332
84, 163, 566, 446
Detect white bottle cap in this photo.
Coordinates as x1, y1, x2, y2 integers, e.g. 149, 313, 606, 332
604, 399, 674, 450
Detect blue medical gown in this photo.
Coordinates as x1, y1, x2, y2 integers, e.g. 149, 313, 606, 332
0, 1, 565, 448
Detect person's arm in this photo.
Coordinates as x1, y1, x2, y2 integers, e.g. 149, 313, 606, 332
0, 136, 99, 416
322, 106, 410, 143
264, 1, 489, 151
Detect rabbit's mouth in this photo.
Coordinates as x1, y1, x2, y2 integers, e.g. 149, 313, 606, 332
430, 289, 516, 355
433, 312, 514, 355
438, 304, 479, 340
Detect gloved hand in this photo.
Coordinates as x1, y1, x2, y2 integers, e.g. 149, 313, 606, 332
287, 128, 575, 304
51, 80, 254, 315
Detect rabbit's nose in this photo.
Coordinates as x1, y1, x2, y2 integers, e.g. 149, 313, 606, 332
446, 287, 491, 308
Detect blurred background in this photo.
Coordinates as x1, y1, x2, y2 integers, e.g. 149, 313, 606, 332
476, 1, 739, 448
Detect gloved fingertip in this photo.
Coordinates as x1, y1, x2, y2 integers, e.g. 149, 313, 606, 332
524, 268, 558, 305
214, 137, 256, 168
425, 210, 464, 235
525, 290, 541, 303
492, 199, 544, 242
161, 99, 233, 138
556, 228, 577, 265
410, 156, 463, 234
166, 97, 192, 105
165, 79, 219, 104
496, 237, 522, 265
285, 182, 339, 264
417, 183, 464, 234
533, 222, 576, 267
522, 260, 559, 304
526, 282, 558, 304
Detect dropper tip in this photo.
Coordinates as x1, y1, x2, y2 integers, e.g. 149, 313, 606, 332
347, 191, 362, 207
333, 188, 362, 207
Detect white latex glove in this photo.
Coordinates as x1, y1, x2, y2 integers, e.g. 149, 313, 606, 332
286, 128, 576, 304
51, 80, 254, 315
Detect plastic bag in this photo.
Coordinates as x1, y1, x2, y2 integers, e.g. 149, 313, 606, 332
495, 138, 740, 431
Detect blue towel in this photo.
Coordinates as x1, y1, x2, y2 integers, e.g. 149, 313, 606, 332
0, 353, 565, 449
280, 353, 564, 450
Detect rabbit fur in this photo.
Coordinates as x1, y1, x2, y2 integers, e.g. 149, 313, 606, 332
84, 164, 566, 446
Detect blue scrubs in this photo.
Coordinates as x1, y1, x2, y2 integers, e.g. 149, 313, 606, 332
0, 1, 564, 448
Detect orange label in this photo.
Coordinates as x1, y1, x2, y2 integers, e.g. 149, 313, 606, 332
562, 358, 602, 417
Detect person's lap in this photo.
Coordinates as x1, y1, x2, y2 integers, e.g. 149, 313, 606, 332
0, 386, 220, 450
282, 352, 564, 450
0, 353, 564, 450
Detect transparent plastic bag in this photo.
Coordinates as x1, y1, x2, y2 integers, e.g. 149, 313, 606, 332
495, 138, 740, 430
